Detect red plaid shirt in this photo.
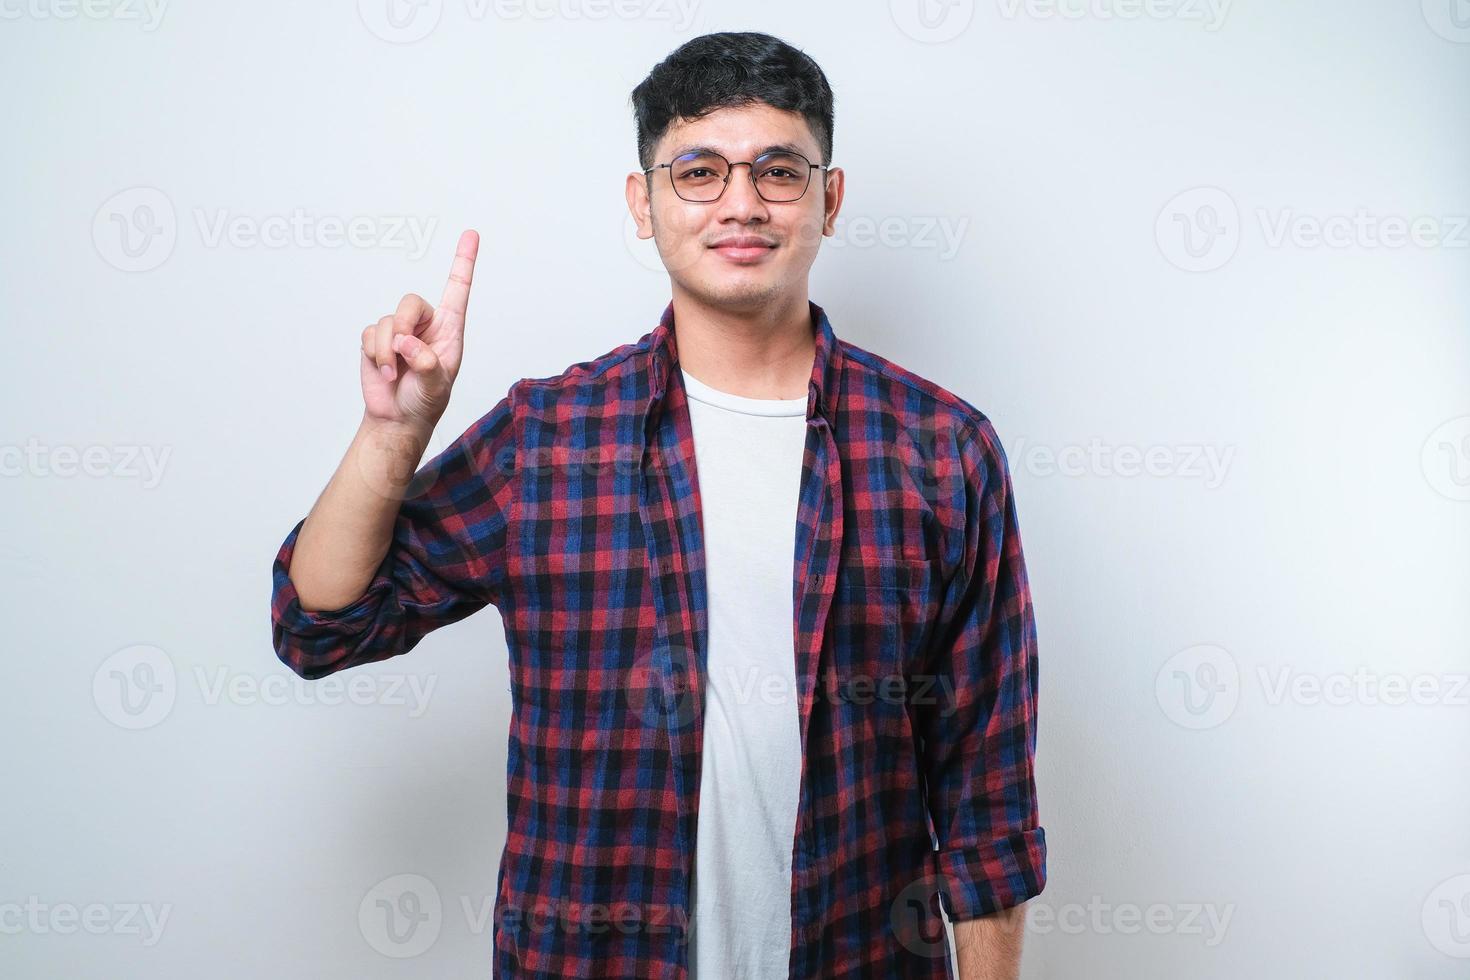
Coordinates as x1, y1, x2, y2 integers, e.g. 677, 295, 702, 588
271, 300, 1046, 978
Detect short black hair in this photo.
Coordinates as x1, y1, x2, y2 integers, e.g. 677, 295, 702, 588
630, 31, 835, 173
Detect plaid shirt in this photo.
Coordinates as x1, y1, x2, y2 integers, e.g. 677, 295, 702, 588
270, 300, 1046, 978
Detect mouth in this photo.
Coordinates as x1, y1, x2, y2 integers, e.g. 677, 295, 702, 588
709, 239, 777, 264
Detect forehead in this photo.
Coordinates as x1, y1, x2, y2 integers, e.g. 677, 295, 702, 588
656, 103, 820, 160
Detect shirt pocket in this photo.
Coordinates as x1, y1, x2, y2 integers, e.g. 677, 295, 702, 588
830, 556, 939, 687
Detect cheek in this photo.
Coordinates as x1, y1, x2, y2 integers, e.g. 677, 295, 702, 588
652, 205, 711, 274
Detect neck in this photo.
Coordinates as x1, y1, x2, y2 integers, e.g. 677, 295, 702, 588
667, 287, 815, 400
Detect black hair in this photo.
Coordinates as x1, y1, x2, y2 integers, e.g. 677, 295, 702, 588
630, 31, 835, 173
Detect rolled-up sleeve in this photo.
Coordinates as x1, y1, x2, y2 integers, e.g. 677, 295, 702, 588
916, 415, 1046, 921
270, 389, 518, 680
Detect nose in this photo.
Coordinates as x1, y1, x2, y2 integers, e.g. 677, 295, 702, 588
714, 162, 770, 219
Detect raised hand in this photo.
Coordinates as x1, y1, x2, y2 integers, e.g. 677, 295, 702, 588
359, 229, 479, 432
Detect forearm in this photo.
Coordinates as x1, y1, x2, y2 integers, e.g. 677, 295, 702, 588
288, 414, 434, 611
952, 902, 1027, 980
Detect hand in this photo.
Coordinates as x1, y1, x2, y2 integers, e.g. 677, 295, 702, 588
359, 229, 479, 433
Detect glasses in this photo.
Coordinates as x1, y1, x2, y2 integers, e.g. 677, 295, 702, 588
643, 149, 830, 204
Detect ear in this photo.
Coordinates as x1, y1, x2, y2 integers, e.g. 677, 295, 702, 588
821, 166, 845, 237
626, 171, 654, 240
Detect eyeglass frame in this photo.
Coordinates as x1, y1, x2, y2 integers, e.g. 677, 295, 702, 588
641, 148, 833, 204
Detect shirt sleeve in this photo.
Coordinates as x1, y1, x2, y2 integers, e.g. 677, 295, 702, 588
269, 390, 518, 680
915, 415, 1046, 921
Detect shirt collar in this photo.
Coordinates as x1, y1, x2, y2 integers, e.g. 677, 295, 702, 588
646, 299, 843, 424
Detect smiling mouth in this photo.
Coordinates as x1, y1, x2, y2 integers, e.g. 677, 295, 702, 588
710, 242, 777, 262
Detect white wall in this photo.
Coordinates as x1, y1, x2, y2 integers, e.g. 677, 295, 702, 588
3, 1, 1467, 976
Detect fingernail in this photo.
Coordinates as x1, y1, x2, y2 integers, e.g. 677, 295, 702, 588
380, 364, 394, 381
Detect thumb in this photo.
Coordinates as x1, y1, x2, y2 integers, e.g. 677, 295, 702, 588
394, 333, 448, 392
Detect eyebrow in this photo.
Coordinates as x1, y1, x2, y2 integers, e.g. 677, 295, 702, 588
667, 142, 814, 160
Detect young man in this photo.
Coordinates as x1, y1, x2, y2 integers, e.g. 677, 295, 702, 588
271, 31, 1044, 980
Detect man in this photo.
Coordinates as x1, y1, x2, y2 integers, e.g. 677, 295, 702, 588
271, 31, 1044, 980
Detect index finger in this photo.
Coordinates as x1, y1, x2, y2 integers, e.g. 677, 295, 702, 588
439, 229, 479, 318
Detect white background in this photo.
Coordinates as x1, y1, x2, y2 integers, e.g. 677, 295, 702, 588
3, 0, 1468, 977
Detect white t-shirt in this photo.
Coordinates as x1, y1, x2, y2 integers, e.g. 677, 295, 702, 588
680, 366, 809, 980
